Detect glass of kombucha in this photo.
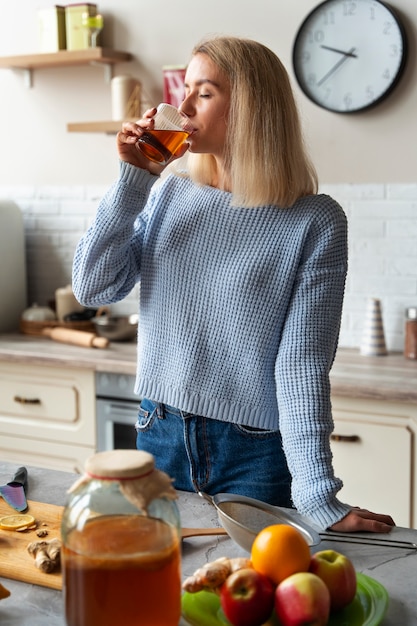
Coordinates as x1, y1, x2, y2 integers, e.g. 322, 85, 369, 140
136, 103, 193, 165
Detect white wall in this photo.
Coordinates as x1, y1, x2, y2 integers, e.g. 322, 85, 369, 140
0, 0, 416, 185
0, 1, 416, 353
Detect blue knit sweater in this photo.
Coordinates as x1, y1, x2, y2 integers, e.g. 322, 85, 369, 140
73, 161, 351, 528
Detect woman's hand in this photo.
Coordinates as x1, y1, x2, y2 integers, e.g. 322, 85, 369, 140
116, 107, 189, 175
330, 507, 395, 533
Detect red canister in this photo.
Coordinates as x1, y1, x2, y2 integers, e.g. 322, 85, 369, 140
163, 65, 187, 108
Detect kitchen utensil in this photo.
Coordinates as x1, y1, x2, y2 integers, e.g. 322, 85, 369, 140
319, 531, 417, 550
0, 467, 28, 512
64, 308, 98, 322
200, 491, 417, 552
199, 492, 321, 550
181, 573, 389, 626
91, 313, 139, 342
42, 326, 109, 349
181, 527, 228, 539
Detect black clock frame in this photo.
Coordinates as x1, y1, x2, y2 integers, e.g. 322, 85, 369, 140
292, 0, 408, 113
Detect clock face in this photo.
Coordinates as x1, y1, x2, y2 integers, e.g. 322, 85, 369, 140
292, 0, 407, 113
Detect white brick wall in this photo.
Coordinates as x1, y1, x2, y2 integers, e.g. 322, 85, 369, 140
320, 184, 417, 352
1, 183, 416, 353
0, 184, 138, 318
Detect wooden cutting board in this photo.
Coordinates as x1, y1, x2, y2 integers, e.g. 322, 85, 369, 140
0, 499, 63, 590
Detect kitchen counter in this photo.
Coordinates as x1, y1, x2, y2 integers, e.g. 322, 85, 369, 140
0, 333, 416, 403
1, 461, 417, 625
0, 332, 138, 375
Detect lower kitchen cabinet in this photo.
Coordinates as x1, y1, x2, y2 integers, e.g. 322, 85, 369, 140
0, 361, 96, 473
330, 395, 416, 528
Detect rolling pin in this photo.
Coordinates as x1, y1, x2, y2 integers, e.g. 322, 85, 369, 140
42, 327, 109, 349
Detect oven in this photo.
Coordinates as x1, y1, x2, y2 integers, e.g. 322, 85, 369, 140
96, 372, 140, 451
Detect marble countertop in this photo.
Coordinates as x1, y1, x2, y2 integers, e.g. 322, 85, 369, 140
1, 461, 417, 625
0, 333, 416, 403
0, 332, 138, 375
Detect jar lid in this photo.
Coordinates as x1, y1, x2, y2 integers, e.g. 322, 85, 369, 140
21, 303, 57, 321
85, 450, 155, 480
406, 307, 417, 320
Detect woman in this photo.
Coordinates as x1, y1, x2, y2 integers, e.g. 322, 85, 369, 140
73, 36, 394, 533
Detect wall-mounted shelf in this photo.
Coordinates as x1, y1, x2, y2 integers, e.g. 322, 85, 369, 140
0, 48, 132, 87
67, 120, 135, 134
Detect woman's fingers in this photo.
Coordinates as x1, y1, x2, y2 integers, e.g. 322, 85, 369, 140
330, 508, 396, 534
118, 108, 158, 143
116, 107, 188, 171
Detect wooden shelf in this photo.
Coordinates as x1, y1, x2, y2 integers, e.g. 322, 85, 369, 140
67, 120, 127, 134
0, 48, 132, 87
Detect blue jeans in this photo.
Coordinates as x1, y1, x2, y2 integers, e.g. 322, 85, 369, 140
135, 399, 293, 507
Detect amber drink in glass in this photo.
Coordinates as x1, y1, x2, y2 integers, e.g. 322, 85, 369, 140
137, 103, 192, 165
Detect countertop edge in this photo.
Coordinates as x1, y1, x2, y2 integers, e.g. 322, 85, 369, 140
0, 334, 416, 404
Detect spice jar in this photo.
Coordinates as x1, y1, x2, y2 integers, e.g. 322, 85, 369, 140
404, 307, 417, 360
61, 450, 181, 626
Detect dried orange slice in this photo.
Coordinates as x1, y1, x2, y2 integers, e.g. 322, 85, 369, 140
0, 514, 36, 531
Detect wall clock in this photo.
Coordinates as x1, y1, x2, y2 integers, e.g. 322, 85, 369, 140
292, 0, 408, 113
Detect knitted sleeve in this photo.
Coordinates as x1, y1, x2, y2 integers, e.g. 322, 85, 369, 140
275, 197, 351, 529
72, 162, 159, 307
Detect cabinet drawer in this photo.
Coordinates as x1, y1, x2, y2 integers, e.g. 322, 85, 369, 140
1, 374, 78, 422
0, 433, 95, 474
0, 362, 95, 447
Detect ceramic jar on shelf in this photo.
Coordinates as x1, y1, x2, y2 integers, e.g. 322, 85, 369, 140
404, 307, 417, 360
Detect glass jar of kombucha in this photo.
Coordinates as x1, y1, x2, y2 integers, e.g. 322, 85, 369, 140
61, 449, 181, 626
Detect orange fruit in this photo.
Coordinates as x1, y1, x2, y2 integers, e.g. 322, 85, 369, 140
251, 524, 311, 585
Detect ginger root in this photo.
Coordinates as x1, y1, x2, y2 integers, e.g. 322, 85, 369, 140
27, 538, 61, 573
182, 556, 252, 593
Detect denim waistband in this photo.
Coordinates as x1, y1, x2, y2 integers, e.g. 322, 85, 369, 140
143, 399, 191, 419
163, 403, 185, 416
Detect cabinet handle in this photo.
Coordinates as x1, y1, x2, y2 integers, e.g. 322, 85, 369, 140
331, 434, 360, 443
13, 395, 41, 405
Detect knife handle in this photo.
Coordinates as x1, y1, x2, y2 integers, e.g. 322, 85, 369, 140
12, 467, 28, 489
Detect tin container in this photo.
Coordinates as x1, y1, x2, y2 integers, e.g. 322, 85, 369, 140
38, 5, 66, 52
65, 3, 97, 50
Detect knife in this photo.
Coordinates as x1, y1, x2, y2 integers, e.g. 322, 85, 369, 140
0, 467, 28, 512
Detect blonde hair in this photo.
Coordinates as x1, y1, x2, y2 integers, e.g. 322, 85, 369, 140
185, 36, 318, 208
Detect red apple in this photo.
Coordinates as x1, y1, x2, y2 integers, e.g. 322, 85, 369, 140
274, 572, 330, 626
309, 549, 357, 611
220, 567, 275, 626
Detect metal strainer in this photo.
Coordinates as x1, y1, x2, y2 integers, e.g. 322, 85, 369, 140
199, 492, 321, 552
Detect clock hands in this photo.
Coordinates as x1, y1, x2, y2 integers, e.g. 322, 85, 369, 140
320, 45, 358, 58
317, 47, 357, 87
